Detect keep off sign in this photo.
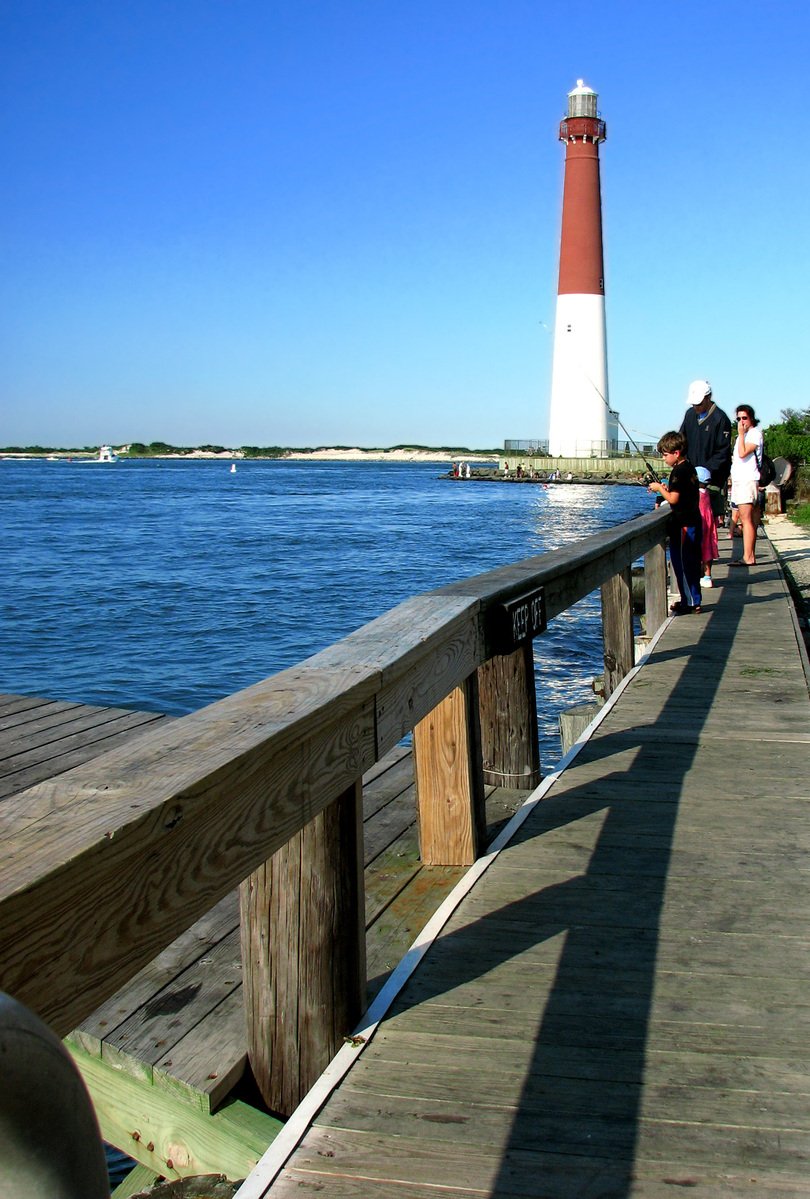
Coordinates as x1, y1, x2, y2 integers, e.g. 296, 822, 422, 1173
488, 586, 547, 653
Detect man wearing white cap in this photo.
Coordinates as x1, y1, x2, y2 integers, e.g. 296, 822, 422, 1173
679, 380, 732, 521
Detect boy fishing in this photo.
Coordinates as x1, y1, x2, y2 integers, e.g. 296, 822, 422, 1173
648, 431, 703, 615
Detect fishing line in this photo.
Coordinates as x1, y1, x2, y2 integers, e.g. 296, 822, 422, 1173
539, 320, 660, 481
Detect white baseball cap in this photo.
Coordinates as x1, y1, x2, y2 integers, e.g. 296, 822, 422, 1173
687, 379, 712, 405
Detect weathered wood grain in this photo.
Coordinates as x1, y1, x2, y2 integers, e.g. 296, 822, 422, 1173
413, 675, 486, 866
361, 778, 417, 866
0, 694, 78, 723
240, 779, 366, 1116
152, 985, 248, 1112
110, 1163, 159, 1198
0, 706, 169, 800
0, 679, 377, 1035
70, 892, 239, 1058
600, 564, 635, 696
477, 643, 541, 788
644, 540, 668, 634
274, 1125, 810, 1197
102, 925, 243, 1070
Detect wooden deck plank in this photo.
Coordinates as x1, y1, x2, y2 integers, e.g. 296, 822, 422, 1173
69, 892, 240, 1056
361, 748, 416, 818
315, 1101, 810, 1177
0, 708, 170, 772
152, 985, 248, 1111
101, 925, 243, 1069
0, 696, 83, 731
357, 1028, 810, 1091
0, 704, 170, 800
264, 536, 810, 1196
0, 693, 71, 718
271, 1127, 810, 1197
0, 702, 143, 752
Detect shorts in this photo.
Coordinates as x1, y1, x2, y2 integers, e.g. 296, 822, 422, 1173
730, 479, 759, 506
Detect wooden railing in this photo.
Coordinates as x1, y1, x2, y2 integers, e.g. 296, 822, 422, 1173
0, 507, 669, 1116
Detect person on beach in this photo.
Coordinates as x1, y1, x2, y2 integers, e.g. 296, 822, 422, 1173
648, 431, 703, 614
729, 404, 763, 567
696, 466, 718, 589
679, 380, 732, 524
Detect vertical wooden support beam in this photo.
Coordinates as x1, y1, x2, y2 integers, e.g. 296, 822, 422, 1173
412, 674, 486, 866
477, 643, 541, 789
601, 566, 635, 699
764, 486, 782, 515
239, 779, 365, 1118
643, 541, 668, 636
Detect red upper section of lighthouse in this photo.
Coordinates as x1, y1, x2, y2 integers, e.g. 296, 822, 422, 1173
559, 116, 606, 144
556, 89, 607, 296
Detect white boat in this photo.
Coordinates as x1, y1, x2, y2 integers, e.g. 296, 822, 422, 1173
73, 445, 120, 464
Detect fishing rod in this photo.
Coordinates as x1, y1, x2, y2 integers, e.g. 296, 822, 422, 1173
572, 362, 661, 482
539, 321, 661, 481
611, 410, 660, 482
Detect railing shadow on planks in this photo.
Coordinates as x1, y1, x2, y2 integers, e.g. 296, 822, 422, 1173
0, 507, 669, 1122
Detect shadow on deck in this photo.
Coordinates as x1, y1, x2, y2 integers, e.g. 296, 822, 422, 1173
258, 536, 810, 1198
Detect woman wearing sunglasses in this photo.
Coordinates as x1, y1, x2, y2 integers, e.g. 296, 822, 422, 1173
729, 405, 763, 566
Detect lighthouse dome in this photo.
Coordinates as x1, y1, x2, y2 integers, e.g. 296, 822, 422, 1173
567, 79, 599, 119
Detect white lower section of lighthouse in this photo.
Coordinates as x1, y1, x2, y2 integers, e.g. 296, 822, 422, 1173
547, 294, 610, 458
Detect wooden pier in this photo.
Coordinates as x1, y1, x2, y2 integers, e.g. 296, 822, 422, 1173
2, 509, 809, 1196
245, 532, 810, 1198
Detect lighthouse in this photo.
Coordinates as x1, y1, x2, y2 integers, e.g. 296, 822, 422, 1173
547, 80, 614, 459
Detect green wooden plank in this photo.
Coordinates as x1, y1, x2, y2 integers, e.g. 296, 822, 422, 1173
111, 1163, 159, 1198
70, 1043, 281, 1182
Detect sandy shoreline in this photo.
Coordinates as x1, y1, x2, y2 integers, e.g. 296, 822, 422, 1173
279, 448, 494, 463
1, 447, 496, 463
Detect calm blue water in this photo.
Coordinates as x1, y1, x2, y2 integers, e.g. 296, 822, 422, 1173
0, 458, 649, 765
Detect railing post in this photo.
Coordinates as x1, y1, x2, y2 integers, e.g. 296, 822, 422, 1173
412, 673, 486, 865
239, 779, 366, 1118
601, 566, 634, 698
477, 643, 541, 789
643, 541, 668, 635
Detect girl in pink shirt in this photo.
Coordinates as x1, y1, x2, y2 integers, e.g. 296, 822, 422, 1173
696, 467, 718, 588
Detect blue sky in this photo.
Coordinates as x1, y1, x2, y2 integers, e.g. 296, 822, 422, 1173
2, 1, 808, 449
